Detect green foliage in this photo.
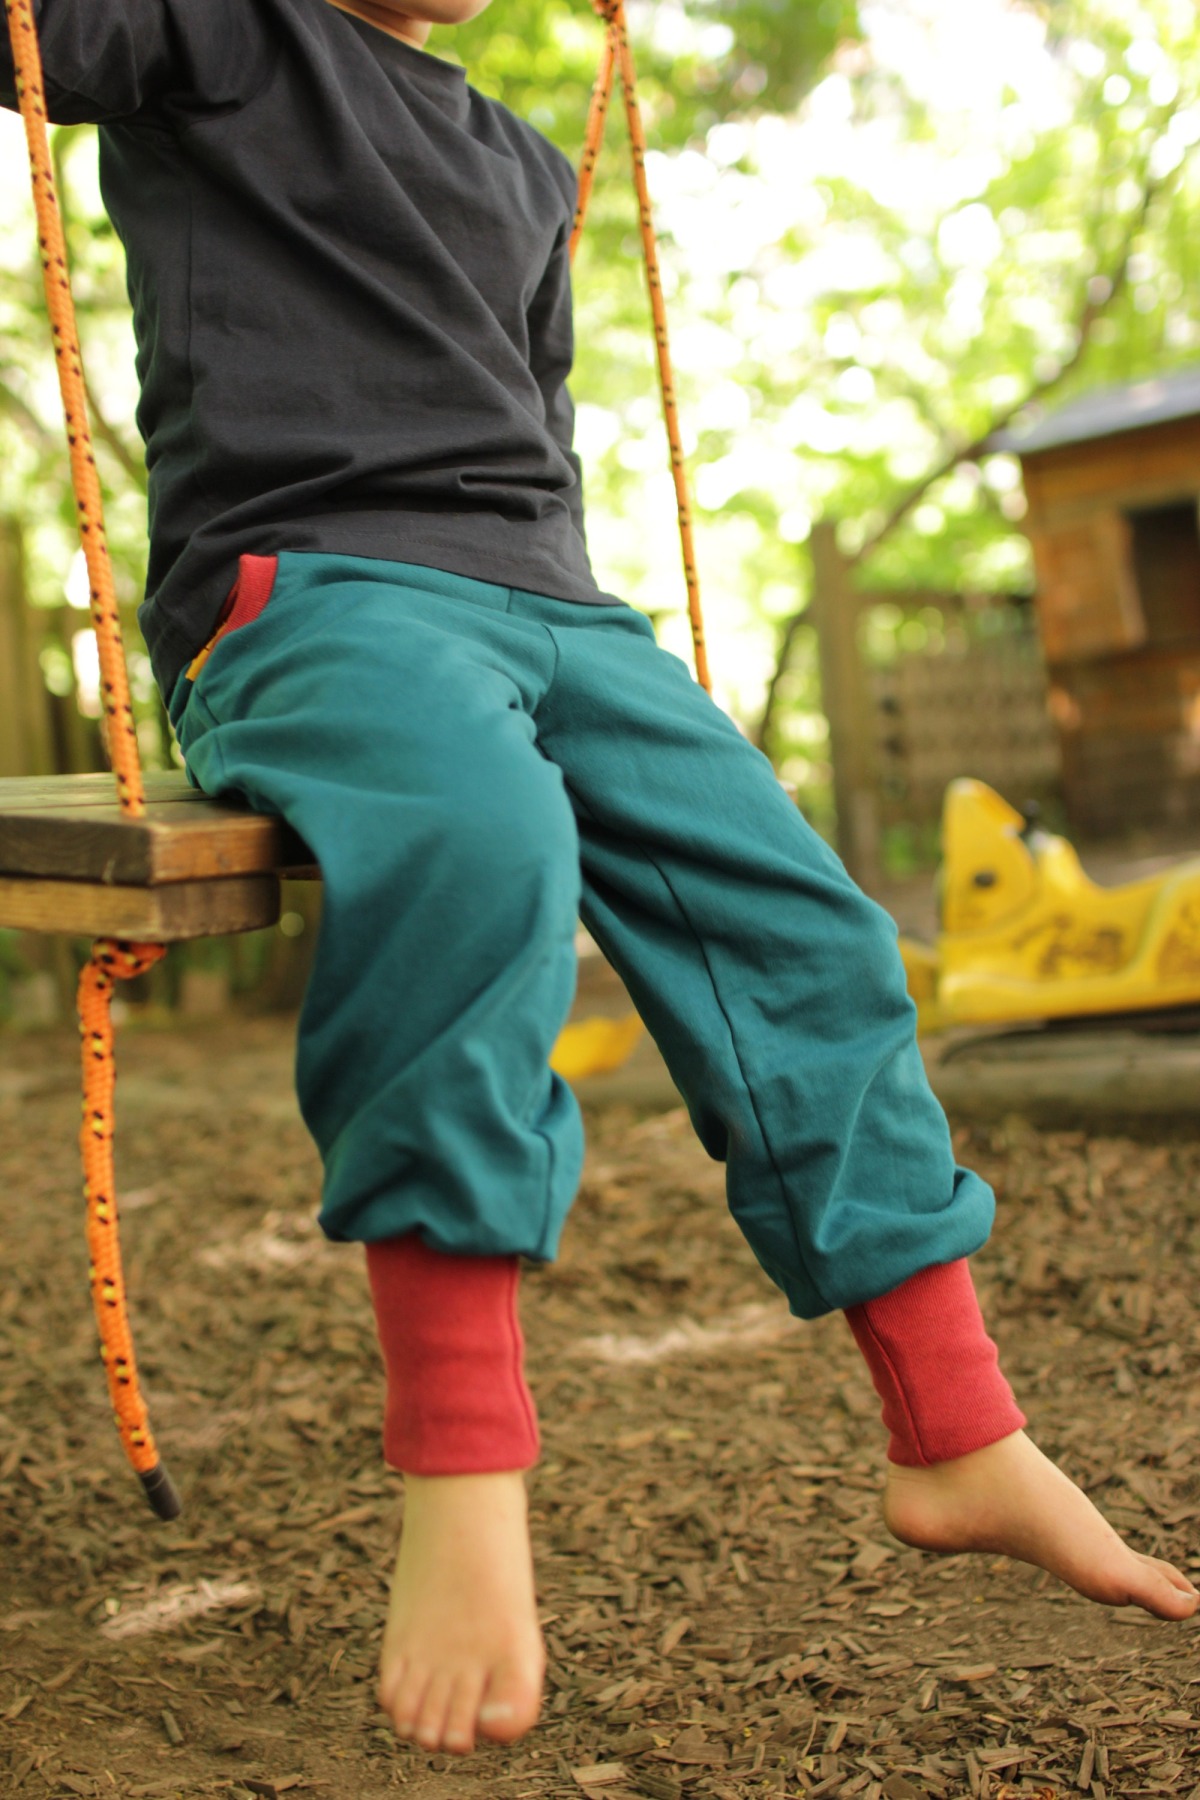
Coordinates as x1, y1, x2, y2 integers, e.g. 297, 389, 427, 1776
1, 0, 1199, 842
441, 0, 859, 143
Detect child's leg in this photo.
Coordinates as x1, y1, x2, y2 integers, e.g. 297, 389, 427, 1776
176, 555, 593, 1751
368, 1240, 544, 1751
521, 594, 1196, 1619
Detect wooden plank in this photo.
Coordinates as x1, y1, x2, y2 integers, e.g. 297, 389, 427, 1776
0, 527, 23, 780
0, 521, 53, 780
0, 772, 313, 883
1020, 417, 1200, 523
923, 1025, 1200, 1124
1031, 512, 1145, 662
811, 521, 881, 891
0, 771, 212, 809
0, 874, 281, 941
0, 806, 309, 884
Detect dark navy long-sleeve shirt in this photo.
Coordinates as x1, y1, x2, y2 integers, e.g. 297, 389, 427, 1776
1, 0, 612, 696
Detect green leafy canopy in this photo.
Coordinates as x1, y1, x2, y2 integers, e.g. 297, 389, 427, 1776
2, 0, 1199, 825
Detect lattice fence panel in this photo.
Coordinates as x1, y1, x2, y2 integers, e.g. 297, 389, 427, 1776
872, 617, 1061, 828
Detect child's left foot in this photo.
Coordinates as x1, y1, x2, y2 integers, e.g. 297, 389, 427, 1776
378, 1470, 545, 1754
883, 1429, 1198, 1620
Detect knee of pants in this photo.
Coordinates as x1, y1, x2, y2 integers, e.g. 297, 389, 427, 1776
807, 873, 914, 1023
441, 764, 580, 920
296, 748, 583, 1215
313, 745, 584, 981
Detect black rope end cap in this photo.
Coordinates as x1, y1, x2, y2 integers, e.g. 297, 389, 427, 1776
139, 1462, 182, 1522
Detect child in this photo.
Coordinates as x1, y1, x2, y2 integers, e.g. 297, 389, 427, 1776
4, 0, 1195, 1761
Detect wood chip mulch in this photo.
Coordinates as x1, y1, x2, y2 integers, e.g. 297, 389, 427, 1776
1, 1016, 1198, 1799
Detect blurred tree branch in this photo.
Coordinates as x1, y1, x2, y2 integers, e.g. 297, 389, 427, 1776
0, 375, 56, 453
84, 374, 147, 493
50, 125, 148, 493
754, 123, 1190, 757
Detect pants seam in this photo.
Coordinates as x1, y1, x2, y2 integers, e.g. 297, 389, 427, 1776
509, 606, 574, 1264
524, 608, 564, 727
569, 785, 831, 1314
850, 1304, 930, 1466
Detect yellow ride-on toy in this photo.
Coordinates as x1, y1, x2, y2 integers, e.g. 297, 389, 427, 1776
900, 780, 1200, 1032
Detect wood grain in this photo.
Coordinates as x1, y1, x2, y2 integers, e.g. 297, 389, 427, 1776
0, 873, 282, 940
0, 772, 313, 884
0, 771, 204, 808
1022, 416, 1200, 522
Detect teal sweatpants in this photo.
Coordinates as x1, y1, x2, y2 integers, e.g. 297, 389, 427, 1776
173, 552, 993, 1319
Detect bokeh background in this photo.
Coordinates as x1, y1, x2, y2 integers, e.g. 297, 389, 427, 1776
1, 0, 1198, 1010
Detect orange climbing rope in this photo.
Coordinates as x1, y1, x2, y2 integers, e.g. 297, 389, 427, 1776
78, 944, 174, 1515
5, 0, 142, 813
572, 0, 710, 693
5, 0, 177, 1519
4, 0, 707, 1523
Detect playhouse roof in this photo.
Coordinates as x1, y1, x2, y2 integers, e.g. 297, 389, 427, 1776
989, 365, 1200, 457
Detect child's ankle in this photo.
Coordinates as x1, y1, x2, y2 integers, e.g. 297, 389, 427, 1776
367, 1237, 540, 1474
845, 1259, 1024, 1464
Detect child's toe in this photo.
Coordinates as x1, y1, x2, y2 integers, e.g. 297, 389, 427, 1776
1157, 1564, 1198, 1611
413, 1670, 455, 1750
478, 1660, 541, 1743
1130, 1555, 1200, 1619
442, 1671, 486, 1755
1164, 1562, 1199, 1600
385, 1662, 429, 1740
377, 1653, 406, 1717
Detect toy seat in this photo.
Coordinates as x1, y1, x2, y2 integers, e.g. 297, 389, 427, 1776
901, 778, 1200, 1029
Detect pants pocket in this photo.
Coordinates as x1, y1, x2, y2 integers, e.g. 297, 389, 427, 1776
185, 553, 280, 683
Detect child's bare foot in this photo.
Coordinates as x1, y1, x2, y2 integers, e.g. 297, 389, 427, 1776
883, 1429, 1198, 1620
378, 1470, 545, 1754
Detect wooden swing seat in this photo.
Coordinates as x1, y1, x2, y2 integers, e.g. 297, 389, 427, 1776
0, 771, 314, 941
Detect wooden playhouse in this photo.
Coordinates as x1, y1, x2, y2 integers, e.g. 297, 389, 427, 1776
995, 367, 1200, 837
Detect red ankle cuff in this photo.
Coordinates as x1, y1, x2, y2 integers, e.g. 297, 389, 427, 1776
844, 1259, 1025, 1466
365, 1237, 540, 1475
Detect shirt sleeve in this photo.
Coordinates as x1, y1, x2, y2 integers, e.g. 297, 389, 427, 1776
526, 217, 589, 551
0, 0, 264, 125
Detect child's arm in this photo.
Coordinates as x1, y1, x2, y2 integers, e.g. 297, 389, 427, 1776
0, 0, 259, 124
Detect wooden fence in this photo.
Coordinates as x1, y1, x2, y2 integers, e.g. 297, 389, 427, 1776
0, 514, 110, 782
810, 520, 1062, 889
872, 618, 1062, 829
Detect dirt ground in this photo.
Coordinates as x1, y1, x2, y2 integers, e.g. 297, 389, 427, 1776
2, 1011, 1200, 1800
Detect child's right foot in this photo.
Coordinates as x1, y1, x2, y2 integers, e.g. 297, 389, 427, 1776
378, 1469, 545, 1754
883, 1428, 1199, 1620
